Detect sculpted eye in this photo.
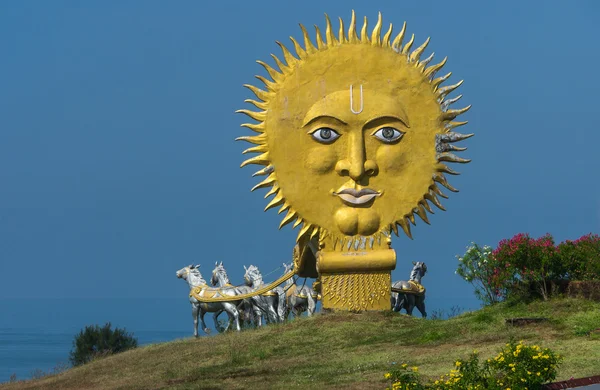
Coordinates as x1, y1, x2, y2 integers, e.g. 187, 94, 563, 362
373, 127, 404, 143
310, 128, 341, 144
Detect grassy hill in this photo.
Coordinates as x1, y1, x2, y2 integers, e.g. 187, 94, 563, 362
2, 298, 600, 390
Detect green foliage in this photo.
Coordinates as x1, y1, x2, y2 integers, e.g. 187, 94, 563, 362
458, 233, 600, 304
69, 322, 138, 367
455, 242, 513, 304
556, 233, 600, 280
384, 341, 562, 390
487, 340, 562, 389
385, 364, 425, 390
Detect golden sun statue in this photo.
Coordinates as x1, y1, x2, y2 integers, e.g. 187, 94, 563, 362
237, 11, 473, 311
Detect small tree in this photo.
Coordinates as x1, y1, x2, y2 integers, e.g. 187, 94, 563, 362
69, 322, 138, 366
557, 233, 600, 281
455, 242, 513, 305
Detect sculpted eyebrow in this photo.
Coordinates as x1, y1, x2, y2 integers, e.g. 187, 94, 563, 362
365, 115, 410, 128
302, 115, 348, 128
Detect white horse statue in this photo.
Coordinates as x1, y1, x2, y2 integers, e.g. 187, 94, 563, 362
282, 262, 317, 319
176, 264, 242, 336
391, 261, 428, 318
210, 261, 257, 328
243, 265, 284, 325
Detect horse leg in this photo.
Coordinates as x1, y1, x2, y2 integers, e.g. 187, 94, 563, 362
223, 303, 241, 332
307, 295, 316, 316
395, 294, 405, 313
192, 304, 200, 337
199, 309, 211, 335
416, 296, 427, 318
267, 298, 278, 324
406, 295, 415, 316
277, 291, 287, 322
213, 310, 224, 333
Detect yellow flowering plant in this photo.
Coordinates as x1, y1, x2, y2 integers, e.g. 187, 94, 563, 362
384, 363, 426, 390
384, 342, 562, 390
487, 340, 562, 389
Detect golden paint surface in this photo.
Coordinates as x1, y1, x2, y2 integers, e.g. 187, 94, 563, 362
265, 45, 439, 238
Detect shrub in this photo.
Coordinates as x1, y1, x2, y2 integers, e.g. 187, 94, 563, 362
69, 322, 138, 366
455, 242, 514, 304
493, 233, 564, 300
384, 342, 562, 389
556, 233, 600, 281
487, 340, 562, 389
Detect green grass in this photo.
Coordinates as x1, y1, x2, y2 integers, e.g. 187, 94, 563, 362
2, 298, 599, 390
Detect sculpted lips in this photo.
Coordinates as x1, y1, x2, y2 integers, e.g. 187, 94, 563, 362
333, 186, 381, 205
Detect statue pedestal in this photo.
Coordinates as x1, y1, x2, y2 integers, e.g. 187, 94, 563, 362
316, 249, 396, 311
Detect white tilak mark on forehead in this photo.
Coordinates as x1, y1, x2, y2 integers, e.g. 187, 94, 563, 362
350, 84, 363, 114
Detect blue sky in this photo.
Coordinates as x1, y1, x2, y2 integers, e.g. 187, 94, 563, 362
1, 1, 599, 313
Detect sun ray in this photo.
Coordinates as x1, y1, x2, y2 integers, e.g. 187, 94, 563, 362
441, 95, 463, 111
401, 33, 415, 55
397, 219, 412, 239
338, 17, 346, 43
289, 36, 306, 59
292, 218, 303, 229
391, 21, 406, 51
244, 98, 268, 110
256, 60, 283, 83
270, 53, 288, 73
314, 25, 325, 49
348, 10, 358, 43
424, 57, 447, 79
419, 52, 435, 68
437, 152, 471, 163
276, 41, 298, 67
255, 75, 276, 91
240, 122, 264, 134
371, 12, 382, 45
437, 80, 464, 100
415, 205, 431, 224
442, 105, 471, 121
407, 212, 416, 225
279, 209, 297, 229
409, 37, 430, 62
264, 185, 279, 198
437, 163, 461, 175
240, 152, 270, 167
243, 84, 271, 101
277, 201, 290, 214
297, 223, 314, 241
432, 72, 452, 89
424, 191, 446, 211
252, 165, 273, 177
382, 23, 393, 47
419, 199, 435, 214
430, 183, 448, 199
360, 16, 369, 43
433, 173, 458, 192
251, 173, 276, 191
299, 24, 316, 54
236, 109, 266, 122
390, 223, 399, 236
242, 144, 268, 155
235, 134, 265, 144
324, 14, 337, 46
264, 192, 285, 211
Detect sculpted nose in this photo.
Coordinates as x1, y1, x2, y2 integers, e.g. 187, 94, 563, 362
335, 133, 378, 181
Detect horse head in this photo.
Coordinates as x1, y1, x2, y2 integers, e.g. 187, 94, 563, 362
243, 265, 262, 286
211, 261, 228, 286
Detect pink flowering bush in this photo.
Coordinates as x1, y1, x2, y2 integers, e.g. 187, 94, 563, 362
458, 232, 600, 304
556, 233, 600, 281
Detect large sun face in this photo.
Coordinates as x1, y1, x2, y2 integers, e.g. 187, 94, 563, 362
238, 11, 473, 244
